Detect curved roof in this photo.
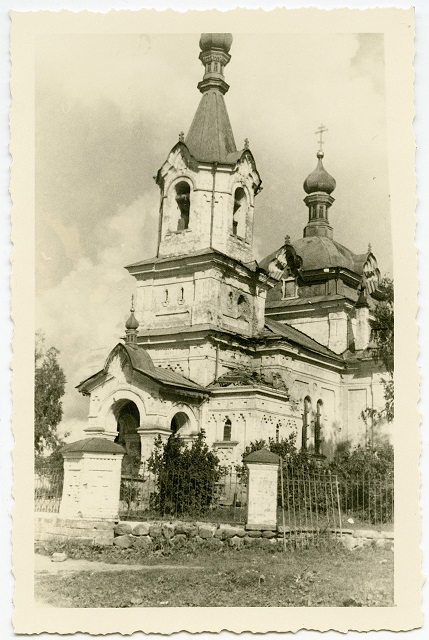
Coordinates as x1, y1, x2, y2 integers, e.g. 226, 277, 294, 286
260, 236, 364, 275
60, 437, 125, 455
199, 33, 233, 53
303, 152, 336, 195
244, 448, 280, 464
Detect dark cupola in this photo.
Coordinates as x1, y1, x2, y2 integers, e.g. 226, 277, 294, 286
303, 125, 336, 239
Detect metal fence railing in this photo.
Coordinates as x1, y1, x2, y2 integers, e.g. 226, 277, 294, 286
119, 465, 247, 524
278, 463, 343, 547
336, 473, 394, 527
34, 462, 64, 513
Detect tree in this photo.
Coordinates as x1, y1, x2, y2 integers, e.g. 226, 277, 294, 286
371, 277, 394, 422
148, 430, 223, 516
34, 331, 67, 455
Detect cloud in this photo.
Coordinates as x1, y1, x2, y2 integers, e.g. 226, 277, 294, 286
36, 193, 158, 430
35, 32, 392, 441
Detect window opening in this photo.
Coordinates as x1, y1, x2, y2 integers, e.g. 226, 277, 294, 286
315, 400, 323, 455
223, 418, 232, 442
232, 187, 246, 239
302, 396, 311, 450
175, 182, 190, 231
282, 277, 297, 299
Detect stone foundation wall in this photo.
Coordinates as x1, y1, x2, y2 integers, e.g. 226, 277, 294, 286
112, 521, 394, 551
35, 514, 394, 550
34, 514, 115, 546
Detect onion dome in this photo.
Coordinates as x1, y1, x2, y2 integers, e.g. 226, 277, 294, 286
125, 296, 139, 345
125, 309, 139, 330
303, 150, 336, 195
199, 33, 233, 53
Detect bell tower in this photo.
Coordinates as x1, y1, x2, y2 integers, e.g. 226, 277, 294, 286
127, 34, 274, 343
155, 33, 262, 265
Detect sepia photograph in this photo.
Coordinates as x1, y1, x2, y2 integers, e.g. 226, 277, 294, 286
9, 6, 420, 635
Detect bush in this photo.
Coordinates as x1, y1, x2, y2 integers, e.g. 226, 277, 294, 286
147, 430, 223, 517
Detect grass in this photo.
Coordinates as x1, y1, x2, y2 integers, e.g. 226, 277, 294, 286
35, 542, 394, 608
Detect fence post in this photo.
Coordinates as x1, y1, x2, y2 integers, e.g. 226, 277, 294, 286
59, 437, 125, 520
244, 448, 280, 530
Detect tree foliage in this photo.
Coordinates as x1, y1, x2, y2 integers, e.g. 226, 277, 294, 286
34, 331, 67, 455
371, 277, 394, 422
148, 430, 223, 516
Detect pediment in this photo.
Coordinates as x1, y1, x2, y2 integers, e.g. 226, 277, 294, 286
104, 344, 133, 384
235, 150, 261, 192
156, 142, 199, 187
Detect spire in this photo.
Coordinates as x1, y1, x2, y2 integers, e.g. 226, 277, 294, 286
125, 295, 139, 346
303, 127, 336, 239
185, 33, 237, 163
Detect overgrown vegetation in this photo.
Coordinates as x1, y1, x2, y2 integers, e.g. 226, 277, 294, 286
147, 430, 224, 517
371, 276, 394, 422
35, 330, 67, 456
238, 436, 394, 525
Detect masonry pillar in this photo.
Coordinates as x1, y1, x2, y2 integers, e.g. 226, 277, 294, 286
244, 448, 280, 530
59, 437, 125, 520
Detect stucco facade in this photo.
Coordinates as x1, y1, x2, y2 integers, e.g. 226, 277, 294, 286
77, 33, 391, 470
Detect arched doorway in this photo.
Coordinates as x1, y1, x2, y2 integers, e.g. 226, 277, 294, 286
114, 401, 141, 475
170, 411, 189, 435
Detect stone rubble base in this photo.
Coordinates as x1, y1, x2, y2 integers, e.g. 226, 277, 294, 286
35, 514, 394, 550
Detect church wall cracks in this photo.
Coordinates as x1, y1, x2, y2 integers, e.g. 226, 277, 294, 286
157, 147, 257, 265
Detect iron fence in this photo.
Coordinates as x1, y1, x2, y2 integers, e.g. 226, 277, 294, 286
34, 462, 64, 513
336, 472, 394, 526
278, 462, 343, 547
119, 465, 247, 524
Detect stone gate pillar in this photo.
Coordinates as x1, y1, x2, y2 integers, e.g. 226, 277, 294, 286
244, 448, 280, 530
59, 437, 125, 520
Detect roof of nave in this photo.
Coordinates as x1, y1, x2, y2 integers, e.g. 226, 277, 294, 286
77, 342, 207, 394
262, 318, 343, 361
260, 235, 364, 276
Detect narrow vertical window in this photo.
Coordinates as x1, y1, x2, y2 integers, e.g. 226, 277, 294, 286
163, 289, 169, 304
175, 182, 190, 231
302, 396, 311, 450
315, 400, 323, 455
178, 287, 184, 303
232, 187, 246, 239
275, 423, 280, 443
223, 418, 232, 442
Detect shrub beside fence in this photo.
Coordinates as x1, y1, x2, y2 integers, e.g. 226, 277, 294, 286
34, 461, 64, 513
119, 465, 247, 524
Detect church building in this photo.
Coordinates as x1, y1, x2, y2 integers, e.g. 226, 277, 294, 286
77, 33, 389, 472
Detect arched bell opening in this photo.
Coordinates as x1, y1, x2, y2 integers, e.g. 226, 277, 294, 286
232, 187, 247, 239
114, 400, 142, 475
175, 181, 191, 231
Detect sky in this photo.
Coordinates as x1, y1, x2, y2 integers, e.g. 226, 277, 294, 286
35, 31, 391, 441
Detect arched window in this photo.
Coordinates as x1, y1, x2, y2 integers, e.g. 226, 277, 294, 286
175, 182, 191, 231
178, 287, 184, 304
302, 396, 311, 450
163, 288, 169, 305
223, 418, 232, 441
315, 400, 323, 455
232, 187, 247, 239
237, 294, 250, 318
170, 411, 189, 435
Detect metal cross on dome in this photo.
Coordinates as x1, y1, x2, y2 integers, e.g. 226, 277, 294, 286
314, 123, 328, 151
